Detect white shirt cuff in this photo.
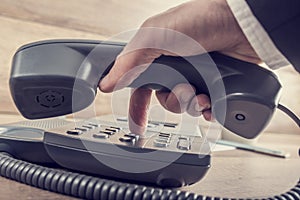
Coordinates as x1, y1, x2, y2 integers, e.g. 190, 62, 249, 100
226, 0, 291, 69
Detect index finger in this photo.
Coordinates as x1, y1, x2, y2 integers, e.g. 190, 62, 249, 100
99, 48, 158, 93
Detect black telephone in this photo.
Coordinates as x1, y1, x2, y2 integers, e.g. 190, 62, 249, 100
2, 40, 299, 200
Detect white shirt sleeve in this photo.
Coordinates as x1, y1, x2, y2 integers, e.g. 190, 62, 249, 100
226, 0, 291, 69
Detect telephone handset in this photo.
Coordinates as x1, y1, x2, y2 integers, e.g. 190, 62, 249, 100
10, 40, 282, 139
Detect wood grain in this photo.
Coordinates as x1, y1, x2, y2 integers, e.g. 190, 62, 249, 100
0, 0, 186, 36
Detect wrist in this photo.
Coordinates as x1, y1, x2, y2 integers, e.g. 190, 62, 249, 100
212, 0, 261, 63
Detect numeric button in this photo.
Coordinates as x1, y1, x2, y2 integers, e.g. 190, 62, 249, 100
93, 133, 109, 139
119, 136, 135, 143
99, 130, 115, 135
75, 127, 88, 131
88, 123, 100, 128
82, 125, 94, 129
66, 129, 82, 135
153, 132, 172, 148
153, 140, 169, 148
177, 136, 191, 150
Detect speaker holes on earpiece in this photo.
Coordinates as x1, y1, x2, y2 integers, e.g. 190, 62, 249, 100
36, 90, 65, 108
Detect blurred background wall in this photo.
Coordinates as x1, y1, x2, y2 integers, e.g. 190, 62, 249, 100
0, 0, 299, 133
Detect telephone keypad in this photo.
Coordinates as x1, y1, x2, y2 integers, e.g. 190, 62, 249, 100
60, 120, 207, 153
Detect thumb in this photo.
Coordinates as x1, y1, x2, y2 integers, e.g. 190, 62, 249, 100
99, 25, 182, 93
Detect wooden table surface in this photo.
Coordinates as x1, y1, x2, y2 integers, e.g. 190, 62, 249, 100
0, 1, 299, 199
0, 114, 299, 199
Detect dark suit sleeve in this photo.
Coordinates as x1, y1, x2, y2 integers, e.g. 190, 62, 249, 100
246, 0, 300, 72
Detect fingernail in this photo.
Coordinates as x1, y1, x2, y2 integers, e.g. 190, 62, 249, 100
99, 76, 109, 90
195, 104, 205, 112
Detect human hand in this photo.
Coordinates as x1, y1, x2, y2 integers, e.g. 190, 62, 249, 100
99, 0, 260, 134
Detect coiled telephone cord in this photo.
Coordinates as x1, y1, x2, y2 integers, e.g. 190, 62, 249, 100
0, 152, 299, 200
